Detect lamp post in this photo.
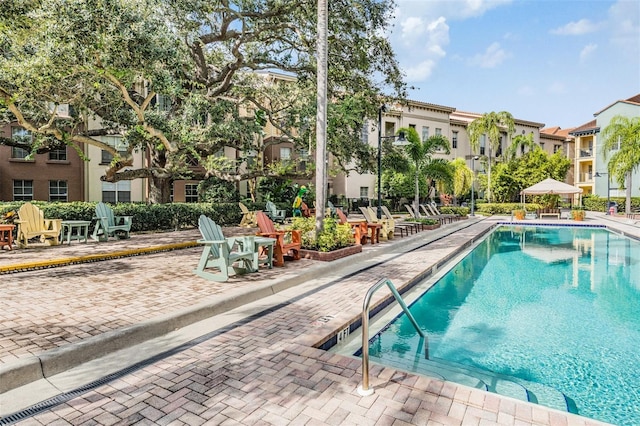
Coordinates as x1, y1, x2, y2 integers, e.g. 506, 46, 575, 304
376, 105, 407, 219
594, 172, 610, 215
470, 155, 479, 216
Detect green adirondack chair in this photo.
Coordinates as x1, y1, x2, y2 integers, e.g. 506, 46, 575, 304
194, 215, 257, 282
265, 201, 286, 223
91, 202, 133, 242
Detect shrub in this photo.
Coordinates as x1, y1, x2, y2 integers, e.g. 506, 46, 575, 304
289, 216, 353, 252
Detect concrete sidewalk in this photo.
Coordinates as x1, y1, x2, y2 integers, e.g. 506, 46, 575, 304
2, 215, 634, 425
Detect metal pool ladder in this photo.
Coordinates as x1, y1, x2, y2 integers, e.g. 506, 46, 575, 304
357, 278, 426, 396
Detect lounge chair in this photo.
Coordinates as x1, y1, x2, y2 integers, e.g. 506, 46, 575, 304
194, 215, 256, 282
420, 204, 453, 224
359, 206, 393, 240
426, 203, 457, 222
404, 204, 423, 219
256, 211, 301, 266
368, 206, 410, 237
381, 206, 419, 234
15, 202, 62, 248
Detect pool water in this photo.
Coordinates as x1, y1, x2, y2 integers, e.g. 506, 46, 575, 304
367, 226, 640, 425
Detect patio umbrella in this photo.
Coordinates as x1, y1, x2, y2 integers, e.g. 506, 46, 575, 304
520, 178, 583, 205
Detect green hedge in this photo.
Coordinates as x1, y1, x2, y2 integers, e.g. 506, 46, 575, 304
475, 202, 543, 215
0, 201, 275, 232
582, 195, 640, 213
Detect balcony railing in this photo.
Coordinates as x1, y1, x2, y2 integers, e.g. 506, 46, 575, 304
579, 149, 593, 158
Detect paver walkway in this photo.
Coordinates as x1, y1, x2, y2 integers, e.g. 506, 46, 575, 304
2, 214, 634, 425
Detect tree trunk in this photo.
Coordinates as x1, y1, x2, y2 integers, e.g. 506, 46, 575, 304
414, 172, 420, 215
315, 0, 328, 233
487, 146, 492, 203
626, 171, 632, 214
148, 175, 173, 204
147, 145, 172, 204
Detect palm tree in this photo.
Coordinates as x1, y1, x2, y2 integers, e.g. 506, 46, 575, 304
601, 115, 640, 214
398, 127, 451, 212
503, 133, 539, 162
449, 157, 474, 205
467, 111, 515, 203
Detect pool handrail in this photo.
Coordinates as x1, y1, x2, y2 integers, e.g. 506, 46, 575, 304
357, 278, 426, 396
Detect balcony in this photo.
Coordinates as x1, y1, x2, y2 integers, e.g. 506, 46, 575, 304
579, 149, 593, 158
577, 172, 593, 183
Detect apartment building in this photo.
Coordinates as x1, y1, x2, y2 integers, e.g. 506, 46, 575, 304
570, 94, 640, 198
0, 123, 85, 202
335, 101, 546, 203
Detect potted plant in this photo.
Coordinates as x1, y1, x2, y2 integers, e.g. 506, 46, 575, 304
571, 207, 586, 221
512, 209, 526, 220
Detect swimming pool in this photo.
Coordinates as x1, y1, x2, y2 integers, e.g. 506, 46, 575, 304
358, 225, 640, 425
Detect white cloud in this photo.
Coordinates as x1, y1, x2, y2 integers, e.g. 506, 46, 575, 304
395, 16, 449, 82
580, 43, 598, 62
401, 16, 426, 39
404, 60, 437, 81
550, 18, 598, 35
469, 42, 508, 68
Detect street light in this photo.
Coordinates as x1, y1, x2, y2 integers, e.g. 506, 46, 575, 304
470, 155, 479, 216
377, 104, 407, 219
594, 172, 610, 215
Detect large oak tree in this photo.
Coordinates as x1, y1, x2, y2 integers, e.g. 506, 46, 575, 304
0, 0, 405, 202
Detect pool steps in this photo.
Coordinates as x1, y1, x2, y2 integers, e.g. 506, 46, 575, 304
371, 355, 576, 414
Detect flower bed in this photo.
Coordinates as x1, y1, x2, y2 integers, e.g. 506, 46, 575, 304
299, 244, 362, 261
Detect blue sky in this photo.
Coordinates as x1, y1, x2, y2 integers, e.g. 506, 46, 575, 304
388, 0, 640, 129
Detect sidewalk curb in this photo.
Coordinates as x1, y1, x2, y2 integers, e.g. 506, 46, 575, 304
0, 241, 199, 274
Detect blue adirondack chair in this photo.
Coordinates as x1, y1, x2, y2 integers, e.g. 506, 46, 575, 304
265, 201, 286, 223
194, 215, 257, 282
91, 202, 133, 242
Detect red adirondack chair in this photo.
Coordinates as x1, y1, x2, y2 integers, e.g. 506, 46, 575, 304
255, 212, 301, 267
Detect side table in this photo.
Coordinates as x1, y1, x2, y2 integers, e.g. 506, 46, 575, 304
254, 237, 276, 269
0, 224, 15, 250
61, 220, 92, 244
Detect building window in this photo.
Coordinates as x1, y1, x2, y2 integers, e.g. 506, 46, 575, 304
554, 144, 561, 153
409, 124, 416, 129
11, 127, 32, 159
49, 180, 68, 201
435, 128, 442, 136
384, 122, 395, 137
422, 126, 429, 141
102, 181, 131, 203
495, 136, 503, 157
13, 180, 33, 201
452, 131, 458, 149
480, 135, 486, 156
359, 186, 369, 198
49, 148, 67, 161
280, 147, 292, 161
540, 142, 545, 150
185, 183, 199, 203
360, 123, 369, 144
99, 136, 128, 165
155, 94, 172, 112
